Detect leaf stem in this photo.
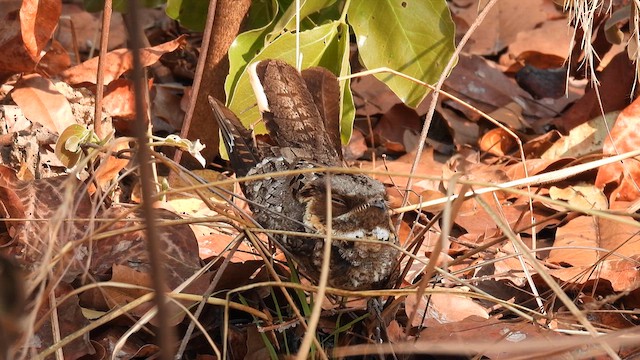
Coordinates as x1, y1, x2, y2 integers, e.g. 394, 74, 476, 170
340, 0, 351, 23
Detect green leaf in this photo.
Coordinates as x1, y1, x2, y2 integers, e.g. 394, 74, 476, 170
226, 21, 354, 140
165, 0, 209, 31
225, 0, 280, 99
247, 0, 279, 29
336, 19, 354, 144
272, 0, 338, 33
84, 0, 165, 13
348, 0, 456, 107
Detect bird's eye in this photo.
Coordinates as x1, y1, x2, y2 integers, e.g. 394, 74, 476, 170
331, 196, 347, 207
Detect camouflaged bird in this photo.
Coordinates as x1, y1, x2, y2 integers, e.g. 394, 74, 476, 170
209, 59, 400, 290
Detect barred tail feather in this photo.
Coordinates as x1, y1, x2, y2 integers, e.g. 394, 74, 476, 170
208, 96, 259, 177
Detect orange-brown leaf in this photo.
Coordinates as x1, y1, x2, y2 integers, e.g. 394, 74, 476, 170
12, 74, 76, 134
59, 35, 187, 85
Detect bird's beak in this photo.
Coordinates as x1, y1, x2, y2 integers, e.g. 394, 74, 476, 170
371, 198, 387, 210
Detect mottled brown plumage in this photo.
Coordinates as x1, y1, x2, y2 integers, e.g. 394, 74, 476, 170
210, 59, 400, 290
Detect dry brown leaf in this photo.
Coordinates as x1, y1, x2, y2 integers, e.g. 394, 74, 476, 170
152, 85, 185, 132
386, 320, 407, 343
36, 39, 72, 76
548, 183, 608, 211
92, 140, 131, 191
91, 327, 159, 360
103, 78, 153, 135
491, 245, 536, 287
515, 65, 567, 99
95, 264, 194, 327
352, 74, 401, 116
522, 130, 562, 158
548, 215, 640, 267
103, 78, 138, 120
542, 112, 618, 160
419, 316, 566, 359
12, 74, 76, 134
436, 102, 480, 147
0, 167, 94, 281
20, 0, 61, 61
371, 147, 444, 191
406, 293, 489, 328
374, 103, 421, 153
0, 2, 37, 76
59, 35, 187, 85
244, 325, 272, 360
546, 257, 640, 292
486, 102, 528, 130
500, 19, 574, 68
504, 157, 575, 181
57, 4, 127, 53
343, 128, 368, 160
34, 283, 94, 359
479, 127, 518, 156
196, 233, 258, 261
451, 0, 548, 55
595, 97, 640, 201
443, 55, 557, 121
505, 50, 567, 73
90, 206, 203, 292
553, 52, 636, 132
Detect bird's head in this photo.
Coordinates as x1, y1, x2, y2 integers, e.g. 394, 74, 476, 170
297, 174, 395, 242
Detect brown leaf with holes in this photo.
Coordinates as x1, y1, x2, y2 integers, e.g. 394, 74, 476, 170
59, 35, 187, 85
89, 206, 202, 291
0, 166, 94, 282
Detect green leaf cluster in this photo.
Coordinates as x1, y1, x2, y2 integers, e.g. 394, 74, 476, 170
82, 0, 457, 147
225, 0, 456, 146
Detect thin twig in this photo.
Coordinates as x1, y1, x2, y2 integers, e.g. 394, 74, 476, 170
93, 1, 112, 139
295, 174, 334, 359
126, 1, 175, 358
